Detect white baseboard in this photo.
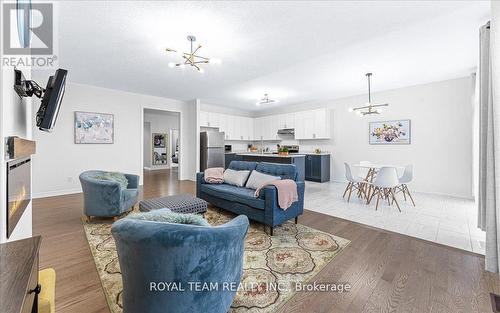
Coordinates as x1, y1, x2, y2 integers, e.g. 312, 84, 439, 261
146, 166, 170, 170
325, 179, 473, 200
33, 188, 82, 199
33, 183, 147, 200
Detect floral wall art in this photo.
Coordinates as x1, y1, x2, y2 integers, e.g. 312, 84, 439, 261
74, 111, 114, 144
369, 120, 411, 145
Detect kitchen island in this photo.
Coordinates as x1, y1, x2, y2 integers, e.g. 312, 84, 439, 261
234, 153, 306, 181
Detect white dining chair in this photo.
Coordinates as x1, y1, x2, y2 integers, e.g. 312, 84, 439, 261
367, 167, 401, 212
396, 164, 415, 206
359, 161, 376, 198
343, 163, 367, 202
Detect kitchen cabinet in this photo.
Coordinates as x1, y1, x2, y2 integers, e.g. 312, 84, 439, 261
253, 115, 275, 141
200, 107, 330, 141
277, 113, 295, 129
208, 112, 221, 128
260, 115, 279, 141
199, 111, 209, 127
305, 154, 330, 182
241, 117, 254, 141
254, 117, 263, 140
247, 117, 255, 140
224, 153, 242, 169
294, 108, 330, 140
238, 154, 305, 181
200, 111, 255, 141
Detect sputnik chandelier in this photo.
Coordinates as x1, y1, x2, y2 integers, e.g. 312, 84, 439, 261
348, 73, 389, 116
256, 94, 278, 106
166, 35, 221, 73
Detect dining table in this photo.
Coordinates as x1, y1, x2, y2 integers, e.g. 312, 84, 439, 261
351, 163, 405, 181
350, 163, 405, 202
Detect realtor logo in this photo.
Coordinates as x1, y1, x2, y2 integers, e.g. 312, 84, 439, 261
2, 2, 57, 67
3, 2, 53, 55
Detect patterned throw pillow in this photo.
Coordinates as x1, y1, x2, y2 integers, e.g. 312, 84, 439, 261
127, 208, 210, 226
92, 172, 129, 189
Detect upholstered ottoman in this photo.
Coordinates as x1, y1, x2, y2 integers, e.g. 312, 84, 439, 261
139, 194, 207, 215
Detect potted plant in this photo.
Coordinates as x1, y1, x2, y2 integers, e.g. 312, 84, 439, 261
278, 147, 289, 156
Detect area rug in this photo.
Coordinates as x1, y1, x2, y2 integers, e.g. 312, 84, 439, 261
82, 208, 350, 313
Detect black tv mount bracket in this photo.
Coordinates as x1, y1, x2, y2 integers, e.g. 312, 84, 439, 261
14, 69, 45, 99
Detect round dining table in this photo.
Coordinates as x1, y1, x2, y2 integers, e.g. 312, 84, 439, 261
350, 163, 405, 182
350, 163, 405, 202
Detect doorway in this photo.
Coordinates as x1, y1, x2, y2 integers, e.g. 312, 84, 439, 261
142, 109, 181, 179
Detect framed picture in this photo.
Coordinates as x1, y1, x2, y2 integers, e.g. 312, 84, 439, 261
152, 133, 168, 165
369, 119, 411, 145
74, 111, 114, 144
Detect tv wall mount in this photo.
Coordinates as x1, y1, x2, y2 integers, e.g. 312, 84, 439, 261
14, 69, 45, 99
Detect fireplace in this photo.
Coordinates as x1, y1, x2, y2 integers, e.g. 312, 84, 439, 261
6, 157, 31, 238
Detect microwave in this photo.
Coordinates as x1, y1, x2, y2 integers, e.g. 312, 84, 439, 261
225, 145, 232, 152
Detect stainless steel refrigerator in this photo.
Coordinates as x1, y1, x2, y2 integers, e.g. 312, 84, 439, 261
200, 131, 225, 171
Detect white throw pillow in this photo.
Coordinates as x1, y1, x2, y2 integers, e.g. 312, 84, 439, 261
223, 169, 251, 187
245, 170, 281, 190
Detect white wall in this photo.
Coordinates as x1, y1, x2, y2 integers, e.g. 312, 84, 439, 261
143, 110, 180, 169
32, 82, 199, 198
0, 0, 34, 242
0, 67, 33, 241
257, 77, 475, 198
143, 122, 152, 167
140, 96, 198, 181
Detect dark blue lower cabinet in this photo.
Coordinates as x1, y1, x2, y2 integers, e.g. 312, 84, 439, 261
305, 154, 330, 182
225, 153, 241, 169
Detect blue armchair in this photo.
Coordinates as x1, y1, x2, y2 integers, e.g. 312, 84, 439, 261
79, 170, 139, 218
111, 215, 249, 313
197, 161, 305, 235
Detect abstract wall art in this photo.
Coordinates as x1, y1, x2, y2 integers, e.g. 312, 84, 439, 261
74, 111, 114, 144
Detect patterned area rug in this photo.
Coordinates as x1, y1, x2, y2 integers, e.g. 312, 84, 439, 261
82, 208, 350, 313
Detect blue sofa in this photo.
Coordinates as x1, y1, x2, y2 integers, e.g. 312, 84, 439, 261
111, 214, 249, 313
197, 161, 305, 235
79, 170, 139, 218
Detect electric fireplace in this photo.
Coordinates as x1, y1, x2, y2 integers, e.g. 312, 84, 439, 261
6, 157, 31, 238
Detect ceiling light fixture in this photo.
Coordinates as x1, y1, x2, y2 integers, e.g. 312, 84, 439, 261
348, 73, 388, 116
256, 94, 277, 106
165, 35, 221, 73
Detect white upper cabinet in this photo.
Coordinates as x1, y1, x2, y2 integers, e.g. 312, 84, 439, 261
200, 107, 330, 141
261, 115, 279, 141
277, 113, 295, 129
254, 117, 263, 140
312, 108, 329, 139
208, 112, 221, 128
199, 111, 209, 127
294, 108, 330, 140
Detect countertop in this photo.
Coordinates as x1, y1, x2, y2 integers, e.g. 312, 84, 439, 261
235, 153, 306, 158
227, 151, 330, 156
301, 152, 331, 156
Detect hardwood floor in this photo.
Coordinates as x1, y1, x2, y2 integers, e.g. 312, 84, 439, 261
33, 169, 500, 313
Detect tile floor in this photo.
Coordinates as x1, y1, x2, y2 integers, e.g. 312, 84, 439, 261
304, 181, 486, 254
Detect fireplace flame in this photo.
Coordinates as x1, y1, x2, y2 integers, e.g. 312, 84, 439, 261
9, 186, 27, 218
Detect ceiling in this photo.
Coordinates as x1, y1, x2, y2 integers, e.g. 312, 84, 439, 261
53, 1, 490, 111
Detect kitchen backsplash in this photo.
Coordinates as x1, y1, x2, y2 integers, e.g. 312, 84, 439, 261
255, 140, 330, 153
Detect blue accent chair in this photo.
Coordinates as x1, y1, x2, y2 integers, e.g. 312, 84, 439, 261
197, 161, 305, 235
111, 215, 249, 313
79, 170, 139, 218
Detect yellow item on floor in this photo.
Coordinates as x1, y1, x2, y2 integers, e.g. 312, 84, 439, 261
38, 268, 56, 313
